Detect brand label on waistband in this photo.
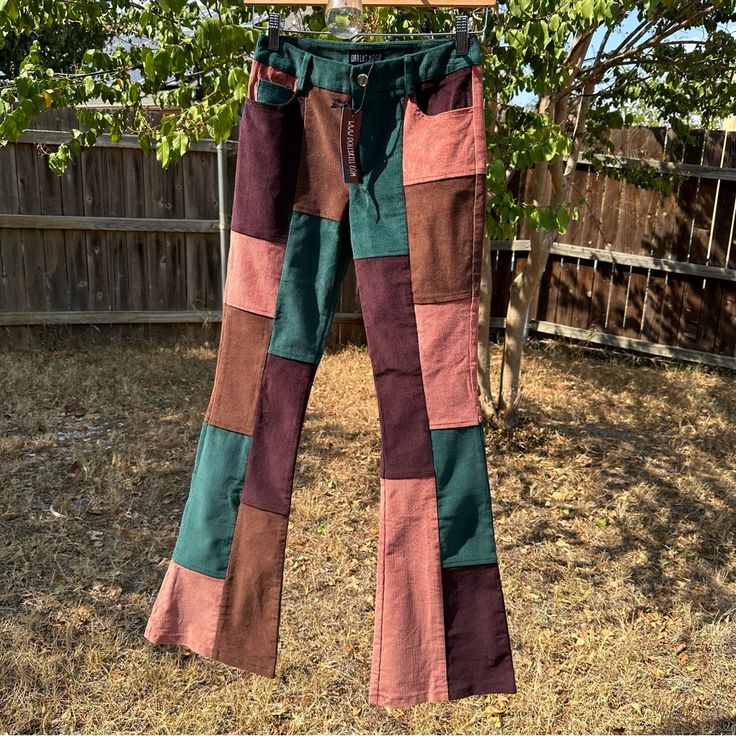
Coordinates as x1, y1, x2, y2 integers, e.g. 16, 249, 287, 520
339, 105, 362, 184
349, 52, 383, 64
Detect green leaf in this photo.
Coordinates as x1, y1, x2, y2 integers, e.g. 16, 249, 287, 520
156, 136, 170, 168
557, 206, 570, 234
0, 0, 20, 20
172, 130, 188, 157
141, 48, 155, 80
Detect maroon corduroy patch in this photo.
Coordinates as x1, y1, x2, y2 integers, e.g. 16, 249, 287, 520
231, 97, 304, 244
241, 352, 318, 516
353, 255, 435, 480
441, 563, 517, 699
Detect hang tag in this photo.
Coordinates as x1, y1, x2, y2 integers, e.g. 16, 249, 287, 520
340, 105, 362, 184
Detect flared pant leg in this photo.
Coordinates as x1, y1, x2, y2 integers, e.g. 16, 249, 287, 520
349, 63, 516, 708
144, 70, 354, 675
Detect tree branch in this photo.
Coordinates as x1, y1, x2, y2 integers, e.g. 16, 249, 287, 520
559, 4, 713, 98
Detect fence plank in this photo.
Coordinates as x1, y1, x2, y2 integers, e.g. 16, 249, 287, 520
0, 214, 218, 232
489, 316, 736, 369
0, 143, 24, 311
60, 157, 90, 310
714, 283, 736, 356
18, 129, 236, 152
35, 147, 70, 311
122, 146, 148, 310
81, 146, 112, 310
183, 151, 219, 311
15, 145, 47, 311
104, 144, 129, 310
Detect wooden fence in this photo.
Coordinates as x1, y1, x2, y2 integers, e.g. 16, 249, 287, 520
0, 107, 366, 345
492, 126, 736, 368
1, 112, 735, 366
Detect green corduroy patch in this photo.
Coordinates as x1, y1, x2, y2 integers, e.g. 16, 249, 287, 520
268, 211, 352, 364
348, 92, 410, 260
172, 421, 252, 578
431, 423, 498, 567
256, 78, 295, 105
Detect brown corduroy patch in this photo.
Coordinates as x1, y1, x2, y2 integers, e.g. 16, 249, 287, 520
405, 174, 483, 304
203, 304, 272, 436
211, 503, 289, 677
293, 85, 351, 223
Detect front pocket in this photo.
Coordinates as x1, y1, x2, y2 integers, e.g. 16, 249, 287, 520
402, 63, 486, 186
256, 78, 296, 106
413, 65, 473, 116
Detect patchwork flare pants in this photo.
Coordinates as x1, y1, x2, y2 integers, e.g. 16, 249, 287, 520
144, 31, 516, 708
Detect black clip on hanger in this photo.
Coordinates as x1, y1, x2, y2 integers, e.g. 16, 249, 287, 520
454, 14, 469, 55
268, 10, 282, 50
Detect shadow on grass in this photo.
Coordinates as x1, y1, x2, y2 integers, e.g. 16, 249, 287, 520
493, 339, 736, 622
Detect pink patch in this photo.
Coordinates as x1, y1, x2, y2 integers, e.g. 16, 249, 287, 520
144, 561, 224, 659
223, 230, 285, 318
369, 477, 449, 707
403, 64, 486, 186
414, 296, 482, 429
247, 60, 298, 100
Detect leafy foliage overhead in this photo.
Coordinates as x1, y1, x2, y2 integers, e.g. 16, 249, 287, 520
1, 1, 735, 238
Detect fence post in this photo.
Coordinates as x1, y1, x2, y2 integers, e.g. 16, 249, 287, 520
217, 140, 229, 304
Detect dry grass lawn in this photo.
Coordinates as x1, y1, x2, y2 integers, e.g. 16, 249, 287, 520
1, 330, 735, 734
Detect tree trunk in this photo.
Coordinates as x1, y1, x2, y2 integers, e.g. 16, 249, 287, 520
498, 225, 554, 424
476, 80, 499, 425
495, 32, 594, 426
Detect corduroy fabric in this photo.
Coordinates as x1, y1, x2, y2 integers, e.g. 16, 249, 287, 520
144, 561, 225, 658
252, 33, 482, 94
171, 421, 251, 578
431, 424, 497, 568
145, 30, 516, 708
203, 304, 272, 436
268, 211, 352, 364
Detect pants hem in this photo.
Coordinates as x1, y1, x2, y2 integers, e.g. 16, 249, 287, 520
144, 630, 277, 678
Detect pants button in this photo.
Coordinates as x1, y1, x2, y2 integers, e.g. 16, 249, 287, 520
356, 72, 369, 86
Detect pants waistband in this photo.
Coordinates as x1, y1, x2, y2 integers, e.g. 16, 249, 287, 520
252, 31, 482, 96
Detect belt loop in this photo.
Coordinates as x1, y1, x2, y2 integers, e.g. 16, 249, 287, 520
295, 51, 313, 94
403, 54, 415, 99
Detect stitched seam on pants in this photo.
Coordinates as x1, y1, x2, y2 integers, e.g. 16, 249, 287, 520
413, 289, 473, 305
468, 178, 479, 416
468, 100, 479, 423
441, 555, 497, 567
204, 308, 229, 424
211, 512, 239, 660
403, 168, 480, 186
428, 417, 480, 431
380, 470, 435, 480
230, 224, 288, 246
292, 204, 343, 223
375, 482, 387, 699
397, 97, 435, 478
268, 347, 319, 364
